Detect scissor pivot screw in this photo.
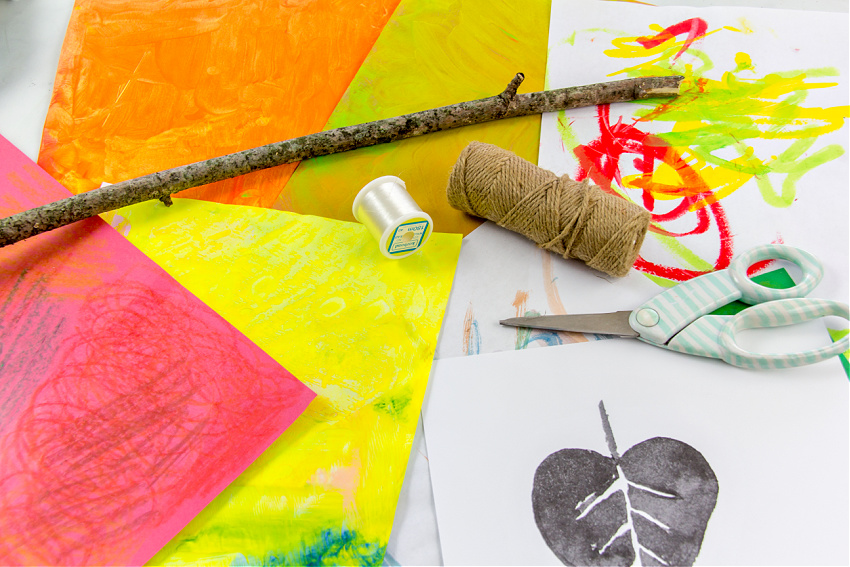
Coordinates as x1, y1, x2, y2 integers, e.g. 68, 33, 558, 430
635, 308, 659, 327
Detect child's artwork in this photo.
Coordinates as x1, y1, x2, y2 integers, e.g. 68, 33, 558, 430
540, 1, 848, 311
37, 0, 400, 208
277, 0, 552, 237
106, 198, 461, 565
437, 2, 849, 361
0, 135, 315, 565
435, 221, 597, 360
422, 339, 849, 565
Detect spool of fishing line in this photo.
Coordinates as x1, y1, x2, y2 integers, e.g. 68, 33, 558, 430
353, 175, 433, 259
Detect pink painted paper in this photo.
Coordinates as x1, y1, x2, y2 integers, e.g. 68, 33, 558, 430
0, 134, 316, 566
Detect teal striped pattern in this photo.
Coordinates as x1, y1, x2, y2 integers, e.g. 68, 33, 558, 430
630, 244, 845, 369
665, 315, 727, 359
727, 245, 823, 303
718, 298, 849, 369
629, 269, 743, 345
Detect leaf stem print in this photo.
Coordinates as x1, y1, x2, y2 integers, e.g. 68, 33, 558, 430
589, 402, 679, 566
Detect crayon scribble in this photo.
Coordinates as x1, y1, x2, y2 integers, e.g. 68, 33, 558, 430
0, 280, 309, 565
557, 17, 848, 284
461, 253, 593, 356
511, 289, 580, 351
462, 303, 482, 355
541, 253, 589, 345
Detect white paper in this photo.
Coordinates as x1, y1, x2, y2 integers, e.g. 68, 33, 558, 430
423, 339, 849, 566
538, 1, 849, 315
0, 0, 75, 160
434, 222, 607, 360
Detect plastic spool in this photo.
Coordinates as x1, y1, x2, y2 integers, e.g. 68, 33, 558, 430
352, 176, 433, 259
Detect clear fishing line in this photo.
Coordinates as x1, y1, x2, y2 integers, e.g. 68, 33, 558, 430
352, 176, 433, 259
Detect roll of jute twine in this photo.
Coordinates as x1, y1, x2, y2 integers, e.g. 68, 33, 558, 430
447, 142, 651, 278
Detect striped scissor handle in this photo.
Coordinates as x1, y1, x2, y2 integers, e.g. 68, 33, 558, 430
630, 244, 849, 368
630, 244, 824, 346
727, 244, 823, 303
718, 298, 849, 369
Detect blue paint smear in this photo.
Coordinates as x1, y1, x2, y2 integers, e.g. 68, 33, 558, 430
279, 528, 386, 566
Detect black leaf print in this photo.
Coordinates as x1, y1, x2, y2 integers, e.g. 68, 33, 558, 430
532, 401, 718, 566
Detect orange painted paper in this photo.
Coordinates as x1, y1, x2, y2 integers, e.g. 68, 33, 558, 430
38, 0, 400, 207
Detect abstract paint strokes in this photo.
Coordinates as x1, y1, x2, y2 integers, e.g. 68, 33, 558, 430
543, 2, 848, 289
109, 199, 461, 565
277, 0, 551, 236
38, 0, 400, 207
0, 135, 315, 566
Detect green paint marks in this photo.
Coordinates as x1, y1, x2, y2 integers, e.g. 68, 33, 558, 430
616, 28, 849, 209
827, 328, 850, 378
374, 393, 412, 420
733, 52, 754, 73
514, 309, 541, 350
708, 268, 795, 316
655, 233, 715, 273
555, 110, 582, 155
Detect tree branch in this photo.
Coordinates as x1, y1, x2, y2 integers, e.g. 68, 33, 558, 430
0, 74, 682, 247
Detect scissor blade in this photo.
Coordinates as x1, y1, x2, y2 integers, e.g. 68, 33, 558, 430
499, 311, 639, 337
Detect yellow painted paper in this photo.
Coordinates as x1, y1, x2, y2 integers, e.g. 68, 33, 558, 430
275, 0, 551, 236
109, 199, 461, 565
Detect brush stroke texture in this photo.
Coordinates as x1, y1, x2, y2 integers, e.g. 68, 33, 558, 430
109, 198, 461, 565
38, 0, 400, 208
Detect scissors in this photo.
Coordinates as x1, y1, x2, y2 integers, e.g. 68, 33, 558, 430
500, 244, 849, 370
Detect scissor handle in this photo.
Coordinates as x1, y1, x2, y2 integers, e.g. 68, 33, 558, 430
718, 298, 849, 369
728, 244, 823, 304
631, 244, 825, 346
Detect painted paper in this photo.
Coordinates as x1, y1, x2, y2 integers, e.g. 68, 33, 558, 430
540, 1, 848, 311
0, 135, 315, 566
106, 198, 461, 565
276, 0, 551, 237
37, 0, 400, 208
422, 339, 849, 565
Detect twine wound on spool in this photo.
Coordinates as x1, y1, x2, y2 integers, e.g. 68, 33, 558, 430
447, 142, 651, 278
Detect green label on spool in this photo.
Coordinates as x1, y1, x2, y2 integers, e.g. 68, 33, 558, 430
388, 218, 430, 255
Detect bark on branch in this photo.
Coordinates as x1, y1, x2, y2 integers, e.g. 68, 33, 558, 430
0, 74, 683, 247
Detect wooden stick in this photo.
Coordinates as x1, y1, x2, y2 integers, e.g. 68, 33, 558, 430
0, 74, 682, 247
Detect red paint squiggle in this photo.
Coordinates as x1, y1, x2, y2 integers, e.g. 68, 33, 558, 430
636, 17, 708, 59
572, 104, 733, 282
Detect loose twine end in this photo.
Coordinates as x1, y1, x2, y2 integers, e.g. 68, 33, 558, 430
446, 141, 651, 278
